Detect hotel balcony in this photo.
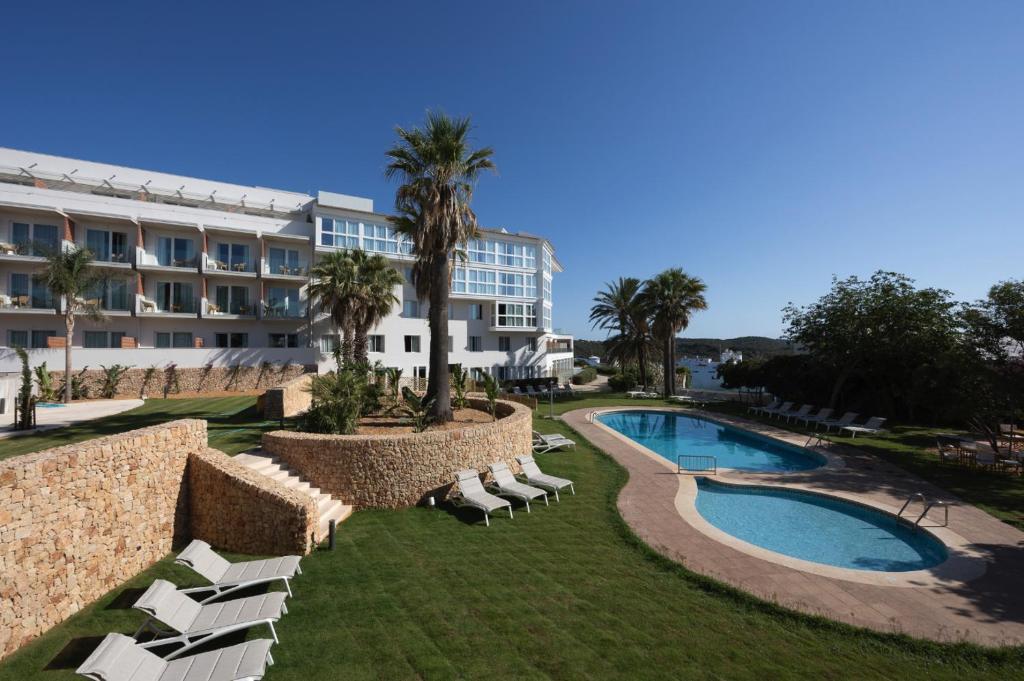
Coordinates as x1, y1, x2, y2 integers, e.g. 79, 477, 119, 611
202, 253, 257, 277
0, 241, 52, 266
261, 257, 310, 281
202, 297, 258, 319
136, 247, 200, 273
136, 293, 198, 317
0, 295, 57, 315
262, 301, 307, 321
546, 337, 574, 355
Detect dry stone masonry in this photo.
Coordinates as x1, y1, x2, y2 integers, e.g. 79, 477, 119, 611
48, 363, 311, 399
261, 398, 534, 509
260, 372, 313, 420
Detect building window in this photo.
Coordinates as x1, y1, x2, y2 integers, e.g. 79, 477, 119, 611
543, 276, 552, 302
213, 285, 251, 315
498, 272, 536, 298
498, 336, 510, 352
543, 248, 552, 275
469, 336, 482, 352
494, 303, 537, 328
7, 330, 28, 348
469, 303, 483, 320
10, 273, 55, 309
362, 222, 411, 255
404, 267, 415, 285
470, 367, 487, 382
543, 305, 552, 330
267, 247, 303, 275
85, 228, 129, 263
12, 222, 59, 256
269, 333, 299, 348
413, 365, 427, 379
156, 236, 196, 267
215, 333, 248, 348
369, 335, 385, 353
31, 330, 55, 348
84, 331, 108, 348
213, 243, 252, 272
156, 332, 192, 348
527, 337, 538, 352
497, 366, 509, 380
403, 300, 420, 318
404, 335, 421, 353
320, 335, 339, 354
156, 282, 196, 313
85, 278, 130, 311
265, 287, 301, 318
320, 217, 360, 248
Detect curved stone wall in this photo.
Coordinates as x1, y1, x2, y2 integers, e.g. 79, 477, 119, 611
261, 398, 533, 509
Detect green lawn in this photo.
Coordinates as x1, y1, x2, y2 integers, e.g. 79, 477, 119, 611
1, 409, 1022, 679
0, 397, 277, 460
701, 401, 1024, 531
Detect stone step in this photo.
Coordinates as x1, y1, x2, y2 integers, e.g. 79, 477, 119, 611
233, 453, 279, 471
316, 494, 336, 513
318, 501, 353, 537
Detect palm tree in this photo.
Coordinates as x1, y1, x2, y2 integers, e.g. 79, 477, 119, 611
308, 250, 359, 364
589, 277, 653, 387
640, 269, 708, 397
352, 250, 403, 364
35, 246, 107, 403
385, 111, 496, 421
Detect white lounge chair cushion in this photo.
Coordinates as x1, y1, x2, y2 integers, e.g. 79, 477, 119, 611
177, 540, 300, 586
489, 463, 546, 500
77, 633, 273, 681
134, 580, 202, 633
515, 456, 573, 490
455, 470, 510, 512
190, 592, 286, 634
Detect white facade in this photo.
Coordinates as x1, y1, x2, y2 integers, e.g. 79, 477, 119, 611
0, 147, 573, 381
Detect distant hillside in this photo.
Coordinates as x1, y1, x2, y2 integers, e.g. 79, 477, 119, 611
574, 336, 794, 361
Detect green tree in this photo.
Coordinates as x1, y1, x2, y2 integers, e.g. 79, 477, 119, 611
352, 250, 403, 365
783, 271, 963, 420
308, 250, 360, 364
962, 279, 1024, 434
386, 111, 496, 422
35, 246, 107, 403
589, 277, 654, 388
640, 269, 708, 397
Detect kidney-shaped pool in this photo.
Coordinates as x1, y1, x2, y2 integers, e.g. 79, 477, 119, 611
695, 478, 948, 572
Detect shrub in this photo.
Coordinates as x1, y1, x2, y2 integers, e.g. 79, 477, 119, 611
482, 373, 499, 420
451, 364, 469, 410
14, 346, 33, 430
100, 364, 132, 399
573, 366, 598, 385
302, 365, 368, 434
59, 367, 91, 400
33, 362, 58, 402
400, 386, 436, 432
608, 367, 639, 392
595, 364, 617, 376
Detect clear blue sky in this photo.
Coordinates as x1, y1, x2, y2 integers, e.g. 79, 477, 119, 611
3, 1, 1022, 341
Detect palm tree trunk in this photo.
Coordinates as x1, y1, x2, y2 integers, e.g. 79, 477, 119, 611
663, 335, 673, 398
426, 256, 453, 422
668, 331, 677, 395
341, 321, 355, 365
353, 322, 369, 365
638, 344, 648, 389
64, 312, 74, 403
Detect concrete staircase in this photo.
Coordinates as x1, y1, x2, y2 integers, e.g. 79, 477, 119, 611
233, 451, 352, 538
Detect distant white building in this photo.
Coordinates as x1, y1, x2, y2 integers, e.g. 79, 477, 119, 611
585, 355, 601, 367
720, 349, 743, 364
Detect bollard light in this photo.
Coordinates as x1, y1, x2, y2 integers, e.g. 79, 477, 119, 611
328, 518, 336, 550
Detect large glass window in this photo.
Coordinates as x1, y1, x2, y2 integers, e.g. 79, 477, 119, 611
14, 272, 55, 310
157, 237, 196, 267
369, 335, 385, 353
494, 302, 537, 328
214, 285, 251, 315
215, 332, 248, 348
267, 247, 303, 275
214, 243, 252, 272
543, 276, 552, 302
363, 222, 411, 255
84, 278, 130, 311
469, 336, 482, 352
31, 330, 55, 348
85, 229, 129, 263
404, 335, 420, 353
269, 333, 298, 348
7, 330, 29, 347
156, 282, 196, 313
320, 217, 359, 248
12, 223, 59, 256
468, 238, 495, 264
173, 332, 193, 348
403, 300, 420, 318
543, 248, 552, 275
265, 287, 301, 318
320, 335, 339, 353
498, 272, 537, 298
84, 331, 108, 348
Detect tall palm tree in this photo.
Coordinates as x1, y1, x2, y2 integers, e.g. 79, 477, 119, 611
385, 111, 495, 421
308, 250, 360, 364
35, 246, 107, 403
640, 269, 708, 397
589, 277, 653, 387
352, 250, 403, 364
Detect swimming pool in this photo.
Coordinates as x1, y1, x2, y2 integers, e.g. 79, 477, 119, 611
597, 410, 823, 472
695, 478, 948, 571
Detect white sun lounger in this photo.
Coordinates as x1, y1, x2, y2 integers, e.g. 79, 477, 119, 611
515, 454, 575, 502
820, 411, 859, 432
175, 540, 302, 603
840, 416, 887, 439
749, 399, 780, 415
487, 462, 548, 512
132, 579, 287, 660
760, 401, 793, 418
533, 430, 576, 453
783, 404, 815, 423
798, 407, 833, 427
77, 633, 275, 681
451, 469, 513, 526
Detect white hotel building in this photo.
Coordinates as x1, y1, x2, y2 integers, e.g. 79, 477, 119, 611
0, 147, 574, 383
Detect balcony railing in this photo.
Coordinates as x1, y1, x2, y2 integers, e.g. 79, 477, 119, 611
547, 340, 573, 354
206, 255, 255, 273
263, 260, 309, 277
263, 303, 305, 319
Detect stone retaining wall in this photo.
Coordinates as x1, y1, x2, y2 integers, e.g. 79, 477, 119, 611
48, 363, 311, 399
0, 420, 204, 660
188, 448, 318, 555
261, 372, 314, 420
261, 398, 533, 509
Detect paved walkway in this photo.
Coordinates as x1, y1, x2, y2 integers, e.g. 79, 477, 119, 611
564, 406, 1024, 646
0, 399, 143, 438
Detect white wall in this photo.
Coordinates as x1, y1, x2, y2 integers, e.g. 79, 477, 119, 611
0, 346, 318, 373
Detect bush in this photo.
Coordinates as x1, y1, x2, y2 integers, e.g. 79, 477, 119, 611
302, 365, 368, 435
573, 366, 598, 385
595, 364, 617, 376
608, 369, 638, 392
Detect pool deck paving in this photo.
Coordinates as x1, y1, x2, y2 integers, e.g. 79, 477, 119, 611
563, 406, 1024, 646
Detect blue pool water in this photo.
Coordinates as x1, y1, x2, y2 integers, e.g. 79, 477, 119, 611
36, 402, 67, 408
695, 478, 947, 571
597, 410, 823, 472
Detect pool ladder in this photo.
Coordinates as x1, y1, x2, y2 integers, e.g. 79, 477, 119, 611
897, 493, 949, 529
